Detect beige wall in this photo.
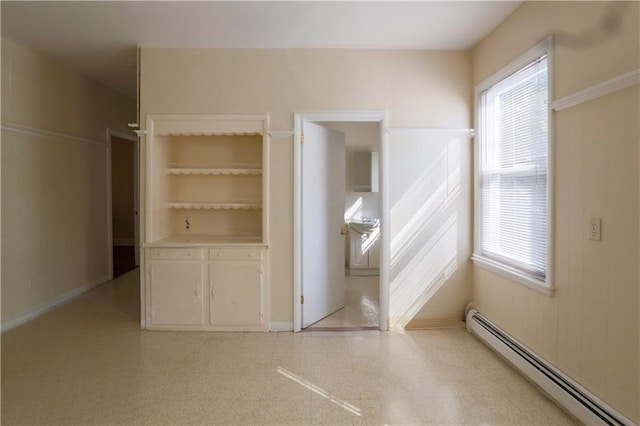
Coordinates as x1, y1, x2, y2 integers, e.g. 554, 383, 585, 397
472, 2, 639, 422
1, 37, 136, 327
140, 48, 472, 324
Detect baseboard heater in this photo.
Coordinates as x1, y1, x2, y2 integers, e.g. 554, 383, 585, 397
465, 306, 632, 426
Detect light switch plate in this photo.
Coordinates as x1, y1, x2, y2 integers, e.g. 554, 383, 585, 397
589, 218, 601, 241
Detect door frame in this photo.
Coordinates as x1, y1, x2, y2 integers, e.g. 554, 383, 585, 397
293, 112, 389, 332
106, 128, 140, 280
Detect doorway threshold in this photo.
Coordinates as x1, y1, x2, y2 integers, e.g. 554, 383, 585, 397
302, 326, 379, 332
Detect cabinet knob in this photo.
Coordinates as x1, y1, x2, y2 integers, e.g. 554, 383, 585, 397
217, 252, 222, 257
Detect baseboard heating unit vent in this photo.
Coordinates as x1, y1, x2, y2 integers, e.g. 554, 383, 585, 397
465, 306, 632, 426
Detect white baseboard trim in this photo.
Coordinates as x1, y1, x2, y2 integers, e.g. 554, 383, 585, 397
269, 321, 294, 332
113, 238, 135, 246
1, 275, 109, 333
404, 317, 465, 330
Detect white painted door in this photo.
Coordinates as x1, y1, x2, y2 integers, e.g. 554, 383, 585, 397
302, 121, 346, 328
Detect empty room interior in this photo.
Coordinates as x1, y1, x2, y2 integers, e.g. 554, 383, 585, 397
1, 1, 638, 425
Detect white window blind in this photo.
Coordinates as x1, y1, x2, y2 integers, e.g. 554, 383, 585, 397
478, 55, 548, 280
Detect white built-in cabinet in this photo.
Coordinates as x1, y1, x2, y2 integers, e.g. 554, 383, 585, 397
142, 115, 269, 331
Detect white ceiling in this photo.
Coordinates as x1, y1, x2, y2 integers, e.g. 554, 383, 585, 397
1, 1, 522, 99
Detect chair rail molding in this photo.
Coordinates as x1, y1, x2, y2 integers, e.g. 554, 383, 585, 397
1, 122, 106, 146
551, 69, 640, 111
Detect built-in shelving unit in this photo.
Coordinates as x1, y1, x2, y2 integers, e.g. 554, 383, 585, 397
144, 114, 269, 245
141, 115, 270, 332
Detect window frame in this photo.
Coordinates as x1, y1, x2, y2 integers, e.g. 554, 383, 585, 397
472, 36, 554, 296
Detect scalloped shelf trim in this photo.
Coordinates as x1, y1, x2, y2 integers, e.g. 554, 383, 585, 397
167, 203, 262, 210
166, 168, 262, 176
158, 131, 262, 137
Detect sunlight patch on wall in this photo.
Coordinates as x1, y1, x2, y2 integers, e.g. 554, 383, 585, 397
344, 197, 363, 222
389, 136, 463, 328
389, 215, 458, 328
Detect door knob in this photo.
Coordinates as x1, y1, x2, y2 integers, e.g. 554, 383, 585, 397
340, 226, 348, 236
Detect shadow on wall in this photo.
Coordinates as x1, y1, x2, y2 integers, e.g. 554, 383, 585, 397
389, 136, 462, 328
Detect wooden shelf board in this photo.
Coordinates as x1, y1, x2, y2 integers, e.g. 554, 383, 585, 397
167, 202, 262, 210
166, 168, 262, 176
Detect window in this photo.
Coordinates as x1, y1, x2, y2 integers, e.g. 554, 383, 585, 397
473, 39, 552, 294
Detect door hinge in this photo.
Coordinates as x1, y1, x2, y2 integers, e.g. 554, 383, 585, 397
301, 295, 304, 304
301, 132, 304, 143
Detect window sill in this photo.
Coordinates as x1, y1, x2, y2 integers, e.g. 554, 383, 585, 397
471, 254, 554, 297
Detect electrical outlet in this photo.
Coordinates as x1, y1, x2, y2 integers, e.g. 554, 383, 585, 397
185, 216, 190, 231
589, 217, 601, 241
29, 277, 36, 289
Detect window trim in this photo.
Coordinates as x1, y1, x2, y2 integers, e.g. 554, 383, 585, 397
473, 36, 555, 296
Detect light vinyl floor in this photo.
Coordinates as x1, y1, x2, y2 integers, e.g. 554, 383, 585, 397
1, 269, 578, 425
308, 275, 379, 329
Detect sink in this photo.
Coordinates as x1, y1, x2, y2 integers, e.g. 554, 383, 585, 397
348, 219, 380, 235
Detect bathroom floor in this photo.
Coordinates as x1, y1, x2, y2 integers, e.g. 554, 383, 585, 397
307, 275, 379, 329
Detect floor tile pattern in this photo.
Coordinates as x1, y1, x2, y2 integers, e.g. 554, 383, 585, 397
308, 275, 379, 329
1, 269, 579, 425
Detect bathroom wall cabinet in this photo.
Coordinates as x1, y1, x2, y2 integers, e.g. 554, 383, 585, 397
353, 151, 379, 193
141, 115, 269, 331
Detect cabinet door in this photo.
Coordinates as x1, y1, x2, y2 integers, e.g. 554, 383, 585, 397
350, 233, 369, 269
149, 262, 204, 327
210, 260, 263, 326
368, 237, 380, 268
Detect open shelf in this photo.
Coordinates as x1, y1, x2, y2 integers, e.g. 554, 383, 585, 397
166, 168, 262, 176
145, 115, 268, 244
167, 202, 262, 210
165, 162, 262, 176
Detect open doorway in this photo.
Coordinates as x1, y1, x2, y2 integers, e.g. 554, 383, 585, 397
107, 129, 139, 279
293, 112, 389, 332
307, 121, 381, 330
